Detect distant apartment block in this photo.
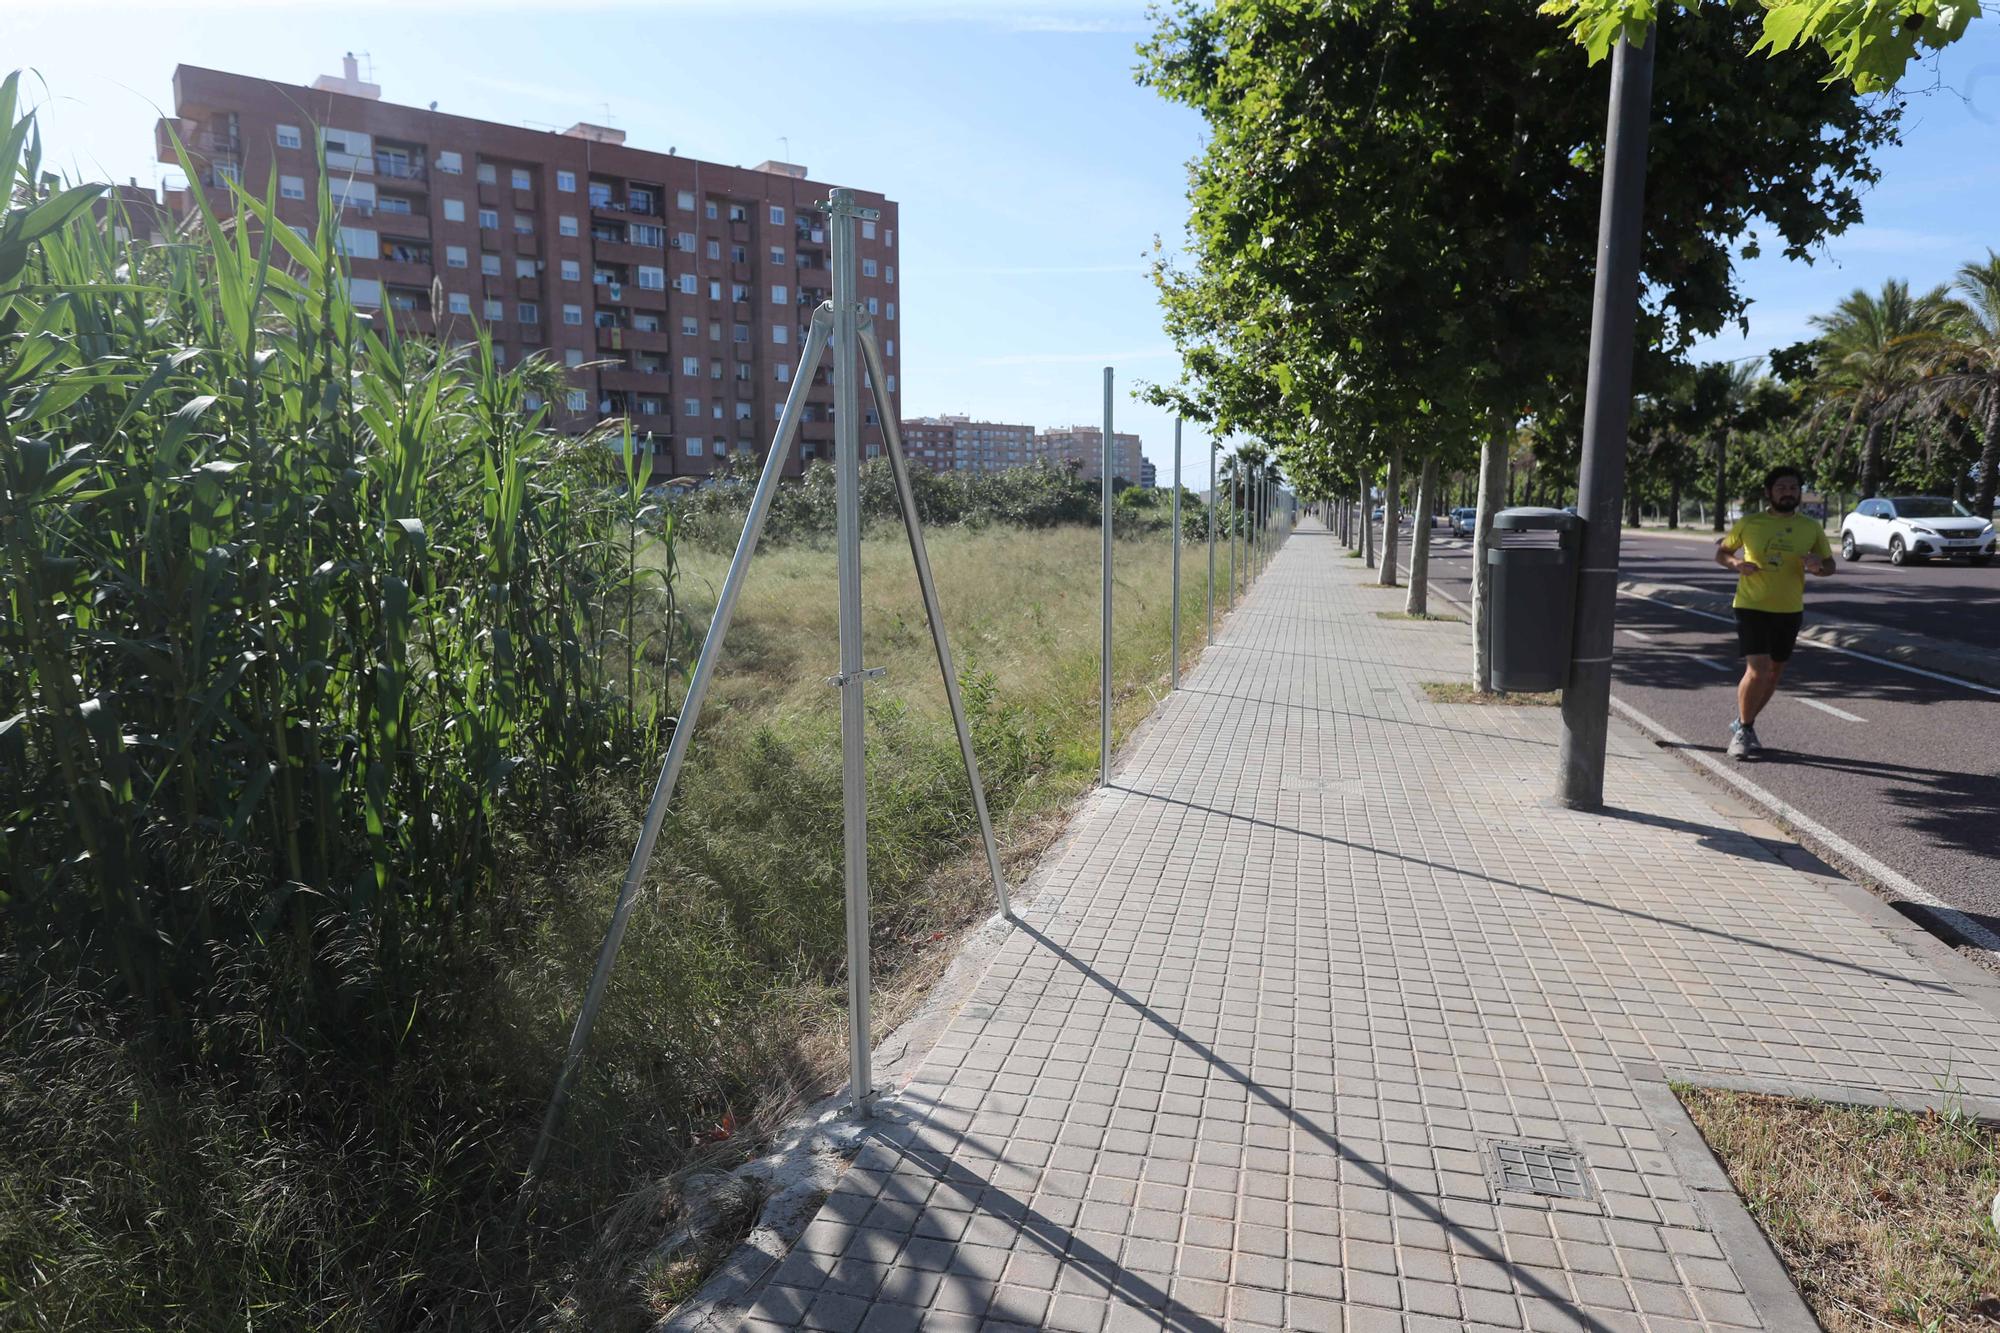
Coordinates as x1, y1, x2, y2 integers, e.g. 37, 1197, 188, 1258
153, 58, 900, 479
899, 416, 1038, 473
1140, 458, 1158, 489
1035, 425, 1146, 486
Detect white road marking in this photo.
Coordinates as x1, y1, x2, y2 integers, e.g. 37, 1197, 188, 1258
1695, 657, 1732, 672
1620, 588, 2000, 699
1797, 697, 1867, 723
1619, 628, 1654, 642
1608, 695, 2000, 957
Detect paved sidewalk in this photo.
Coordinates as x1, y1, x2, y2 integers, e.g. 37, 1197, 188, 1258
734, 519, 2000, 1331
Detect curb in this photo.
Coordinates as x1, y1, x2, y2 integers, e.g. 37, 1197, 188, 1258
1618, 576, 2000, 691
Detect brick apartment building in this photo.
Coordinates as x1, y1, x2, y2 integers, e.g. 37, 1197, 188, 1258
899, 416, 1037, 473
1034, 425, 1146, 486
155, 58, 900, 479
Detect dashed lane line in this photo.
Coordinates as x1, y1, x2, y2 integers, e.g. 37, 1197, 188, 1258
1797, 697, 1868, 723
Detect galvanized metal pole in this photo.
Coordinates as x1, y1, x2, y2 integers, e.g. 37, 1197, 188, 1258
1170, 419, 1182, 690
530, 306, 835, 1185
1099, 367, 1114, 786
1559, 29, 1657, 811
1206, 439, 1216, 644
858, 322, 1009, 919
1230, 463, 1240, 604
830, 188, 874, 1113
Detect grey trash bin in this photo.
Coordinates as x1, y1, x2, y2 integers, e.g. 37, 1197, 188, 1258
1486, 507, 1583, 693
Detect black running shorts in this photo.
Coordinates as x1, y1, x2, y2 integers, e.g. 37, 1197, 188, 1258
1734, 608, 1803, 662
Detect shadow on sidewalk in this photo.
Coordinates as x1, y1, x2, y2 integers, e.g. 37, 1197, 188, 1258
1176, 687, 1560, 750
1110, 784, 1954, 997
960, 919, 1619, 1330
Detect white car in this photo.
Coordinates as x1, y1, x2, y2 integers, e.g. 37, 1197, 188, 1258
1839, 495, 1996, 566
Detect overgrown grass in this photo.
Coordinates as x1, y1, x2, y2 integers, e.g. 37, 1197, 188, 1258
1419, 681, 1562, 705
1678, 1086, 2000, 1330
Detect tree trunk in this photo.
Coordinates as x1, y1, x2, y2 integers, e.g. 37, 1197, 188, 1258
1626, 485, 1642, 528
1712, 433, 1727, 532
1472, 431, 1507, 693
1360, 476, 1375, 567
1859, 414, 1887, 498
1977, 393, 2000, 520
1405, 454, 1437, 616
1668, 474, 1681, 528
1378, 448, 1402, 586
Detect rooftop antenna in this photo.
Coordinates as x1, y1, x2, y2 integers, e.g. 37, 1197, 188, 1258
361, 52, 374, 83
780, 136, 791, 160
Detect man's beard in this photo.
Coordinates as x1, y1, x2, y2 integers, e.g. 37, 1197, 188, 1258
1771, 496, 1800, 513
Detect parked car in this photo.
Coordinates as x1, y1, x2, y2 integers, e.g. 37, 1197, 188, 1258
1449, 507, 1477, 536
1839, 495, 1996, 566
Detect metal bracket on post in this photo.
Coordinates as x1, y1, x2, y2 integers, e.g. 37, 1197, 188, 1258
825, 666, 887, 688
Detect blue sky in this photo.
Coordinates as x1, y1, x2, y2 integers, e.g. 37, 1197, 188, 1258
15, 2, 2000, 487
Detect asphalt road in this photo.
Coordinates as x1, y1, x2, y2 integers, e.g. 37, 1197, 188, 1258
1406, 523, 2000, 934
1613, 526, 2000, 655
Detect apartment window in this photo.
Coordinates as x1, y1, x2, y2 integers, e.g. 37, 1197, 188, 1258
677, 274, 698, 295
556, 170, 576, 193
775, 363, 790, 384
728, 204, 748, 221
519, 301, 540, 323
773, 325, 789, 345
484, 298, 504, 320
559, 214, 578, 237
884, 228, 894, 248
276, 124, 302, 150
731, 283, 750, 303
347, 277, 383, 307
630, 187, 656, 213
630, 222, 664, 246
443, 198, 466, 223
564, 348, 583, 367
513, 214, 533, 234
481, 253, 501, 276
862, 220, 876, 240
494, 347, 506, 366
734, 363, 750, 382
478, 208, 499, 230
566, 388, 588, 411
770, 246, 786, 265
688, 437, 704, 455
709, 359, 723, 379
886, 302, 895, 321
866, 297, 879, 315
638, 397, 661, 416
708, 280, 722, 301
681, 317, 699, 336
634, 313, 661, 331
705, 239, 720, 260
436, 150, 462, 174
682, 356, 701, 376
279, 174, 305, 200
732, 323, 749, 344
886, 374, 896, 393
885, 265, 895, 285
445, 244, 468, 269
768, 205, 785, 225
290, 224, 309, 240
560, 258, 581, 281
862, 258, 878, 278
705, 201, 718, 219
886, 339, 894, 357
637, 265, 664, 290
735, 402, 753, 421
712, 402, 722, 419
335, 226, 375, 258
563, 304, 583, 325
516, 257, 537, 278
477, 162, 497, 184
511, 167, 532, 191
684, 398, 701, 417
770, 284, 788, 305
448, 292, 471, 314
377, 195, 412, 216
675, 231, 696, 252
677, 189, 695, 210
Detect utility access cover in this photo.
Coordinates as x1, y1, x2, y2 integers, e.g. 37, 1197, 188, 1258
1487, 1141, 1593, 1200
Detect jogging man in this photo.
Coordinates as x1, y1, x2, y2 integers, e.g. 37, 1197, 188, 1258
1715, 465, 1835, 758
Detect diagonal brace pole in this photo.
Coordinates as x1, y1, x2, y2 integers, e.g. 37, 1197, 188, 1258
857, 319, 1010, 920
528, 304, 836, 1186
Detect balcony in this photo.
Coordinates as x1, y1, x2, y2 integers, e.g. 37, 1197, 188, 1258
514, 233, 539, 258
325, 150, 373, 176
376, 215, 431, 242
377, 305, 436, 338
626, 283, 667, 311
516, 276, 543, 300
365, 257, 435, 290
601, 367, 666, 394
596, 325, 669, 354
591, 237, 659, 268
375, 156, 427, 183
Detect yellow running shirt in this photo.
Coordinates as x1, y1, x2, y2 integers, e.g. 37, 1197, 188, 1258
1719, 512, 1831, 613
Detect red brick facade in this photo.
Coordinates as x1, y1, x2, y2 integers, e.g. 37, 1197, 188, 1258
157, 63, 900, 479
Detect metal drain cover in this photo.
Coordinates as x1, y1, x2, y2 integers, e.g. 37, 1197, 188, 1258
1488, 1141, 1593, 1200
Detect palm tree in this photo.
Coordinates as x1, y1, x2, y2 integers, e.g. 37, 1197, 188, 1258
1697, 358, 1765, 531
1930, 251, 2000, 518
1810, 280, 1953, 497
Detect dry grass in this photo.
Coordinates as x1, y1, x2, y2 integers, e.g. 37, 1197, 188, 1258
1376, 610, 1464, 623
1420, 681, 1561, 705
1678, 1086, 2000, 1330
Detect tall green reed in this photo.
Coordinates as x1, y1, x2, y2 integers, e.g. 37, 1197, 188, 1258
0, 75, 673, 1058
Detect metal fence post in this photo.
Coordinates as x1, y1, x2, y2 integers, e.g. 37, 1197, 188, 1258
1170, 419, 1182, 690
1100, 367, 1113, 787
830, 188, 874, 1116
